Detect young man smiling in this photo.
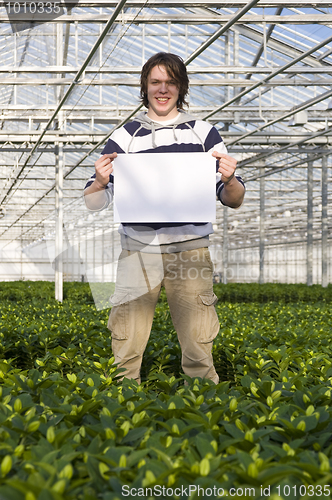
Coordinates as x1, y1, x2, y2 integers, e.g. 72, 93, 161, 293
84, 52, 245, 384
145, 64, 180, 120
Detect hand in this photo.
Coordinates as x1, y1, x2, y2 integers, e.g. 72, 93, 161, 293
94, 152, 117, 188
212, 151, 237, 184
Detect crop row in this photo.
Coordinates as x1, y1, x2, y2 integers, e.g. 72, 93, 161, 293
0, 281, 331, 499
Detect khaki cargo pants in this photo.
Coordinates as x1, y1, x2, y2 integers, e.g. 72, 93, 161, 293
108, 247, 220, 384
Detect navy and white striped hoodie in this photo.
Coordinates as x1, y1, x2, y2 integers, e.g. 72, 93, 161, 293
84, 110, 244, 252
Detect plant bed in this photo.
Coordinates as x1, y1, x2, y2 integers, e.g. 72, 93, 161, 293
0, 282, 331, 500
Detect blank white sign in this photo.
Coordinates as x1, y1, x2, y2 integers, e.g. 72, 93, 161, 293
113, 152, 216, 223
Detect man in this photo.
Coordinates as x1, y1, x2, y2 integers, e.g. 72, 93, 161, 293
84, 52, 245, 384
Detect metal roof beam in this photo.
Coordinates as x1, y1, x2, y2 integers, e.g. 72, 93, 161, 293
2, 13, 331, 23
235, 6, 283, 102
2, 66, 332, 74
204, 34, 332, 121
233, 24, 331, 68
37, 1, 332, 7
226, 87, 332, 147
3, 76, 332, 85
238, 126, 332, 168
244, 150, 331, 183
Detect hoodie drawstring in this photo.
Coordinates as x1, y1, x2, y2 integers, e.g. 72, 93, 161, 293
127, 124, 144, 154
185, 122, 206, 151
172, 124, 178, 144
151, 121, 157, 148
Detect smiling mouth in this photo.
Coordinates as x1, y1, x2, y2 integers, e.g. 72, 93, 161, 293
156, 98, 169, 102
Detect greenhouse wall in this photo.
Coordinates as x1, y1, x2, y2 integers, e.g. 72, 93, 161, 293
1, 238, 330, 286
209, 241, 331, 285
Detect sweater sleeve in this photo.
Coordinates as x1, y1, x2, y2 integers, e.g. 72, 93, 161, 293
216, 175, 245, 205
205, 126, 246, 205
83, 172, 114, 212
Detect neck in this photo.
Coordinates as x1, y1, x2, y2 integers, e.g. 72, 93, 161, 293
149, 113, 180, 124
146, 109, 180, 122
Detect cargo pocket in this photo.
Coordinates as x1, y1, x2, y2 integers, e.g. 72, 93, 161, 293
108, 293, 130, 340
196, 291, 219, 343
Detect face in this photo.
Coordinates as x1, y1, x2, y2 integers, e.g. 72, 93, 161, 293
146, 65, 180, 121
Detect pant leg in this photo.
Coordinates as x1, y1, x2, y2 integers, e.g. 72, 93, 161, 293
163, 247, 220, 384
108, 250, 163, 384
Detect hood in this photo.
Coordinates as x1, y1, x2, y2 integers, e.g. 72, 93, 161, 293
134, 109, 197, 129
127, 109, 205, 151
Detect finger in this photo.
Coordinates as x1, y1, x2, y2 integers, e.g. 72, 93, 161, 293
96, 158, 116, 173
219, 155, 236, 164
219, 162, 235, 172
96, 152, 117, 165
213, 152, 237, 167
212, 151, 229, 158
218, 160, 235, 170
218, 161, 235, 172
101, 152, 117, 159
98, 157, 114, 168
218, 160, 237, 172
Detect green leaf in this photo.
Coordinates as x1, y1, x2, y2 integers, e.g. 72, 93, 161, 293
121, 427, 149, 444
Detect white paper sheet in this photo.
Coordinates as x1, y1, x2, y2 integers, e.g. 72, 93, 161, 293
113, 152, 216, 222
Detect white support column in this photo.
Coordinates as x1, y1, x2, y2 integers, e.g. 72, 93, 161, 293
322, 153, 328, 287
71, 231, 75, 281
55, 140, 63, 301
77, 229, 81, 282
55, 22, 64, 301
307, 156, 313, 286
259, 166, 265, 284
85, 228, 88, 282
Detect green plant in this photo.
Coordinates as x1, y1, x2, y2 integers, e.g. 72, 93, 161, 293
0, 282, 331, 499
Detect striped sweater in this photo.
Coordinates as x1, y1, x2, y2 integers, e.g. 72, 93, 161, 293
84, 110, 244, 251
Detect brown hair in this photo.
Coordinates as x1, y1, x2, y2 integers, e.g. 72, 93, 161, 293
140, 52, 189, 109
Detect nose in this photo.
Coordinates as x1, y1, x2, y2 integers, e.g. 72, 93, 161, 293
160, 82, 167, 92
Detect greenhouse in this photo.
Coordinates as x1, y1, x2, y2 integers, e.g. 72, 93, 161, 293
0, 2, 332, 500
0, 0, 331, 292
